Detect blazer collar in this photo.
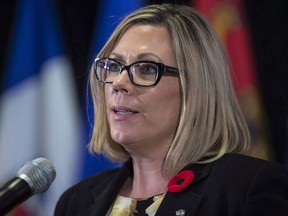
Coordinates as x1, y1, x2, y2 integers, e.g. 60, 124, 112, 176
156, 162, 212, 216
81, 159, 211, 216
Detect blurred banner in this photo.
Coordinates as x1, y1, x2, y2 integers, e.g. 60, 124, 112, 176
81, 0, 146, 178
0, 0, 83, 215
192, 0, 275, 160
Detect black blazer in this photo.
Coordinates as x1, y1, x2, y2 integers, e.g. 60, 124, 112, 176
54, 153, 288, 215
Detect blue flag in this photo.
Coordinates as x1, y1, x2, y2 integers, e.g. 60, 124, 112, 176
0, 0, 83, 215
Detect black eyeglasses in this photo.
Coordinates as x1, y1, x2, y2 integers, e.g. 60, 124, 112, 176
94, 57, 179, 87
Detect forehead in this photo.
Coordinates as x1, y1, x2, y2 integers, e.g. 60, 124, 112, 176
110, 25, 176, 64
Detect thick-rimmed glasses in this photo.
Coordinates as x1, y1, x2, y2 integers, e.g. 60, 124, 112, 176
94, 57, 179, 87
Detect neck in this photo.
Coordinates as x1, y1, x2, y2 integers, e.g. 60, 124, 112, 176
120, 156, 169, 199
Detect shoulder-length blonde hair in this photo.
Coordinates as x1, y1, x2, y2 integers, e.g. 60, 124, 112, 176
89, 4, 250, 176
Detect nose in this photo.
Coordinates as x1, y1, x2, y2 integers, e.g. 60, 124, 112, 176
112, 69, 134, 94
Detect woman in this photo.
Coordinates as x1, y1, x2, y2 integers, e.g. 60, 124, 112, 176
55, 4, 288, 216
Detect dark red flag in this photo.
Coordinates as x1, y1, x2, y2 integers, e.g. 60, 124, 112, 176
193, 0, 274, 160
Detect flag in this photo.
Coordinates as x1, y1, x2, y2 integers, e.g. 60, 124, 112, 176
0, 0, 83, 215
192, 0, 274, 160
82, 0, 147, 178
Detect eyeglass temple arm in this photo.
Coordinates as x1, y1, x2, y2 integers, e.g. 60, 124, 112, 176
165, 66, 179, 74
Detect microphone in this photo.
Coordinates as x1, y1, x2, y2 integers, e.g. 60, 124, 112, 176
0, 157, 56, 215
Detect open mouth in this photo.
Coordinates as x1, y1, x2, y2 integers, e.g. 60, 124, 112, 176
113, 108, 138, 115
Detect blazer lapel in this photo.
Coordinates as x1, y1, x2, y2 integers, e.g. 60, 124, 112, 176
156, 162, 211, 216
80, 160, 133, 216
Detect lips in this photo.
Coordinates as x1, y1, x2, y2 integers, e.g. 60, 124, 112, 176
112, 106, 139, 115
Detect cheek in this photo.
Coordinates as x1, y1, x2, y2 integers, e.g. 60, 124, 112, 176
104, 85, 112, 108
145, 79, 181, 120
104, 85, 111, 99
158, 94, 180, 121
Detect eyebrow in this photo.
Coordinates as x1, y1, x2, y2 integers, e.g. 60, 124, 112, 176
109, 52, 124, 60
109, 52, 162, 62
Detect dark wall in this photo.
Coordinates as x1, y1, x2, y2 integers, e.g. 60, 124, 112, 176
245, 0, 288, 165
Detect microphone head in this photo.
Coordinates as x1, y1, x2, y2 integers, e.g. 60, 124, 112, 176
16, 158, 56, 194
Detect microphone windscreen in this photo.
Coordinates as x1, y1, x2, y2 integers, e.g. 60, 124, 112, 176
16, 157, 56, 194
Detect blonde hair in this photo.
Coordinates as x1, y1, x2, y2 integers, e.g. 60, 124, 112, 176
89, 4, 250, 175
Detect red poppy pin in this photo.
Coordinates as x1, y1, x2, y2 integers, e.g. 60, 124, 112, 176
168, 170, 195, 193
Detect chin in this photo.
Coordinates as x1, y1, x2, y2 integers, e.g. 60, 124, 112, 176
111, 132, 135, 145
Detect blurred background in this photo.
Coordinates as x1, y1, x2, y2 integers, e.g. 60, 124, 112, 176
0, 0, 287, 215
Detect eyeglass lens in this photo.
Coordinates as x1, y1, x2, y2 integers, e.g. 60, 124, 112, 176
96, 58, 159, 86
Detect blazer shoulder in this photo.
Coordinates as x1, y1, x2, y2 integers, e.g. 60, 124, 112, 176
65, 166, 121, 194
54, 166, 123, 216
215, 153, 287, 172
208, 153, 288, 185
197, 154, 288, 215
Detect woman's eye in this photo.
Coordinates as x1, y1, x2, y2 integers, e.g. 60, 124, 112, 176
98, 61, 106, 69
140, 64, 157, 74
108, 63, 120, 72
